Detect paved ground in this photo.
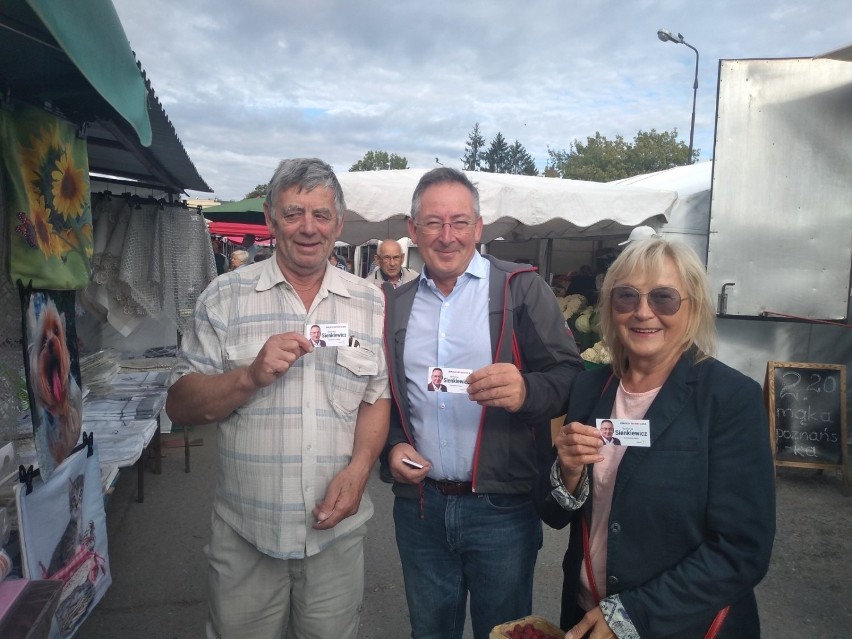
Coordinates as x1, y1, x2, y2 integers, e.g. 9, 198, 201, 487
77, 424, 851, 638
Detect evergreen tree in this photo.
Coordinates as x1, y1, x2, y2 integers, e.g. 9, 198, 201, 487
461, 123, 487, 171
507, 140, 538, 176
483, 132, 510, 173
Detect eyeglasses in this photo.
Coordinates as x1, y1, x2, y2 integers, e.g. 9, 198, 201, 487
414, 219, 477, 235
611, 286, 686, 316
277, 205, 336, 225
379, 255, 403, 262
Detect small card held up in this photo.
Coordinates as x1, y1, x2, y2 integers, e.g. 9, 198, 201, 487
427, 366, 472, 394
596, 418, 651, 447
306, 323, 349, 347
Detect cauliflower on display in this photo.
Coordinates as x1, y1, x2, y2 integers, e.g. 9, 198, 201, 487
581, 340, 611, 364
574, 307, 594, 333
555, 294, 586, 321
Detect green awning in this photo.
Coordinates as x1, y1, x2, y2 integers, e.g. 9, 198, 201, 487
204, 197, 267, 225
25, 0, 151, 145
1, 0, 209, 192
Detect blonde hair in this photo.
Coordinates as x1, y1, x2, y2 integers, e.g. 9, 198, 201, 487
598, 238, 716, 377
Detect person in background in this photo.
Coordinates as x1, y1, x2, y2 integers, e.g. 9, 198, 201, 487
212, 238, 227, 275
617, 225, 660, 247
370, 238, 420, 483
367, 252, 381, 276
167, 157, 389, 639
328, 252, 347, 270
242, 233, 258, 262
566, 264, 598, 305
535, 237, 775, 638
229, 250, 249, 271
369, 238, 419, 289
383, 167, 584, 639
346, 257, 355, 274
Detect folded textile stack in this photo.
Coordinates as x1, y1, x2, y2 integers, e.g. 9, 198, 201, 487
79, 349, 122, 396
82, 392, 166, 421
108, 371, 170, 394
82, 419, 159, 468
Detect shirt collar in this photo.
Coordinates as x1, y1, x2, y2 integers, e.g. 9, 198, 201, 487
255, 257, 352, 298
419, 250, 488, 287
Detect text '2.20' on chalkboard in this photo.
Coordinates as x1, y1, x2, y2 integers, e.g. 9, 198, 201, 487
765, 362, 846, 467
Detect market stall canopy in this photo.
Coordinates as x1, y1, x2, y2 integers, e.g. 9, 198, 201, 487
207, 221, 273, 242
203, 198, 272, 242
0, 0, 210, 193
816, 41, 852, 62
335, 169, 679, 245
203, 197, 266, 225
201, 172, 679, 246
611, 161, 713, 258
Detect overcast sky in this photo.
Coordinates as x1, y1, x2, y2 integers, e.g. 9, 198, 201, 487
110, 0, 850, 201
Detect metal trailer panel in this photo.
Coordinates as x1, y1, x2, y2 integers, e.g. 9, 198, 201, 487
709, 58, 852, 320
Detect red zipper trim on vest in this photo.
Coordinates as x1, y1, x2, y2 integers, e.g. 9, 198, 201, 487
470, 266, 536, 492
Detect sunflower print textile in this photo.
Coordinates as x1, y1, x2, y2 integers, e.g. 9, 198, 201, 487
2, 105, 93, 289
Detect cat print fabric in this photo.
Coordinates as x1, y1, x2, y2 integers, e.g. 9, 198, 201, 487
15, 444, 111, 638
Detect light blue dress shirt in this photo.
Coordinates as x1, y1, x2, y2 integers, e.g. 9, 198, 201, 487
403, 252, 492, 481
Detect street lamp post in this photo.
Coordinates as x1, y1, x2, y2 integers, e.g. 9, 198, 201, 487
657, 28, 699, 164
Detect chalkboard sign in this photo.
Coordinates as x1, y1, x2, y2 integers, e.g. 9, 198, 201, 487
765, 362, 848, 494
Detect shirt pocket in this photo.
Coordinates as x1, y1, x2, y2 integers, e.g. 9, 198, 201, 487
329, 346, 378, 415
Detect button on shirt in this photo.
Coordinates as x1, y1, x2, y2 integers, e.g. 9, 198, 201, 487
171, 259, 389, 559
403, 252, 491, 481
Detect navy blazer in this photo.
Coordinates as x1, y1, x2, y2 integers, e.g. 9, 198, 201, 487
535, 350, 776, 638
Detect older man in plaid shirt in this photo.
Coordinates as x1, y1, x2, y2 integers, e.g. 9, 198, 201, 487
167, 158, 389, 639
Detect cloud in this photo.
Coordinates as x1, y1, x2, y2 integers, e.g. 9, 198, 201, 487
111, 0, 852, 200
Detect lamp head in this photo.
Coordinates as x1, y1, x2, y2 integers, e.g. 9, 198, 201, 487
657, 28, 676, 43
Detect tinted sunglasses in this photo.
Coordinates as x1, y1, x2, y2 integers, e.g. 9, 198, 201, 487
611, 286, 685, 315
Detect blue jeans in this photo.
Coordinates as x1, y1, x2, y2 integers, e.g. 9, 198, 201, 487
393, 482, 543, 639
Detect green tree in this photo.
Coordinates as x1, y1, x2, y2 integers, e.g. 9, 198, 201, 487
349, 150, 409, 172
507, 140, 538, 176
630, 129, 694, 174
461, 122, 487, 170
546, 129, 697, 182
483, 132, 510, 173
244, 183, 268, 199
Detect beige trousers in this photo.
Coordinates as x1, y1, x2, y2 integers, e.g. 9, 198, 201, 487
205, 511, 366, 639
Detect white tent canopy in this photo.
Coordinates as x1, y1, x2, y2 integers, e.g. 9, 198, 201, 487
611, 161, 713, 258
337, 169, 679, 245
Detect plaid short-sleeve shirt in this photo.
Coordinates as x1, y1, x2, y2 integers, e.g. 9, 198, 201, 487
172, 258, 389, 558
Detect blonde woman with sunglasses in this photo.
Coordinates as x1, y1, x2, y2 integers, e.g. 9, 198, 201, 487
536, 238, 775, 639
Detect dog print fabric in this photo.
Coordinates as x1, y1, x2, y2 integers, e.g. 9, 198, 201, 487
20, 286, 83, 480
1, 104, 93, 289
16, 444, 111, 638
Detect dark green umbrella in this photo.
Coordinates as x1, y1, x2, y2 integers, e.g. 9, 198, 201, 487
203, 196, 266, 225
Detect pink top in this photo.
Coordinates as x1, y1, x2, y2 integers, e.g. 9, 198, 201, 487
578, 380, 660, 611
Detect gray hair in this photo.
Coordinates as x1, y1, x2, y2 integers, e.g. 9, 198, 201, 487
410, 167, 480, 220
230, 250, 249, 265
265, 158, 346, 222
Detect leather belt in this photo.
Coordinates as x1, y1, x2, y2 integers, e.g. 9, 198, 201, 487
425, 477, 473, 496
